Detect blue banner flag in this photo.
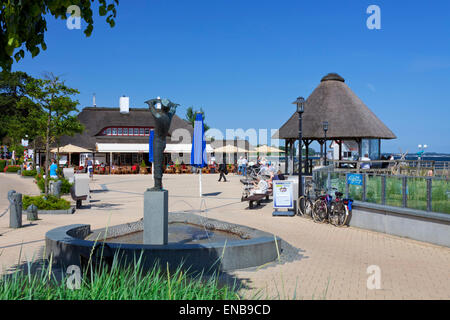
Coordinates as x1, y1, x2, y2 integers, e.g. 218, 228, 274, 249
149, 130, 154, 163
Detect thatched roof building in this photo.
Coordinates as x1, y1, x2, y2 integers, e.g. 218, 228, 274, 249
57, 107, 193, 150
273, 73, 396, 140
272, 73, 396, 174
35, 106, 194, 167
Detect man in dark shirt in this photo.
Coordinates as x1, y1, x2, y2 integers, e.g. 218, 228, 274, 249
218, 163, 228, 182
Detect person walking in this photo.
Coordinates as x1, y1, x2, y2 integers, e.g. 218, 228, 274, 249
242, 156, 248, 176
218, 162, 228, 182
49, 158, 58, 179
85, 157, 94, 179
237, 156, 243, 175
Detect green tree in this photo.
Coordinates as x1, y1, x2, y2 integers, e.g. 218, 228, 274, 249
26, 73, 82, 195
185, 106, 210, 132
0, 71, 34, 141
0, 0, 119, 71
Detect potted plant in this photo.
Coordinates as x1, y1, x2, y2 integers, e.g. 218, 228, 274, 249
140, 159, 147, 174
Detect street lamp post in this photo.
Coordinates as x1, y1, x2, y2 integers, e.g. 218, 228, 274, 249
293, 97, 305, 200
418, 144, 427, 160
323, 121, 328, 166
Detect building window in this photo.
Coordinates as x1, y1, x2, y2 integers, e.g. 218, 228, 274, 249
140, 128, 144, 136
118, 128, 123, 135
112, 128, 117, 135
145, 128, 150, 135
107, 128, 111, 135
123, 128, 128, 135
134, 128, 139, 135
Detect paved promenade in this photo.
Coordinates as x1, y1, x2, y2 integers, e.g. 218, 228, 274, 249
0, 173, 449, 299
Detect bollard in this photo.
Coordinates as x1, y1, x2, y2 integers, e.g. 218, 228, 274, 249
27, 204, 38, 221
49, 180, 55, 196
49, 180, 62, 198
8, 190, 22, 228
54, 180, 62, 198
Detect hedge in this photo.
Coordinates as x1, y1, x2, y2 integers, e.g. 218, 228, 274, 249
0, 159, 6, 172
4, 165, 21, 173
23, 195, 71, 210
22, 169, 37, 177
35, 175, 72, 194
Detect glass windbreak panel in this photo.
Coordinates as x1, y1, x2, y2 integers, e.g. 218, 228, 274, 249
349, 183, 363, 201
431, 179, 450, 214
330, 173, 346, 195
407, 177, 427, 211
313, 170, 328, 192
385, 176, 403, 207
366, 175, 382, 204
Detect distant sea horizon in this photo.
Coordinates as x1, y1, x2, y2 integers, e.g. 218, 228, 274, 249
381, 153, 450, 162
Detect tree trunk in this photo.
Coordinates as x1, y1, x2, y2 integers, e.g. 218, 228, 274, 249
32, 140, 36, 170
45, 110, 51, 196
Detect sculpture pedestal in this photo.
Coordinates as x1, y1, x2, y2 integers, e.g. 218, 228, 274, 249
144, 189, 168, 245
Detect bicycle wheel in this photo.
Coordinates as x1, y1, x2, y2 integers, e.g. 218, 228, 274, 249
303, 198, 314, 218
312, 199, 327, 223
330, 201, 346, 227
297, 196, 306, 216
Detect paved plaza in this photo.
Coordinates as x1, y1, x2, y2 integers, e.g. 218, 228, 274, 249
0, 173, 449, 299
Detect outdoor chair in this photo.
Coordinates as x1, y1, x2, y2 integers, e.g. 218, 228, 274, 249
71, 174, 90, 209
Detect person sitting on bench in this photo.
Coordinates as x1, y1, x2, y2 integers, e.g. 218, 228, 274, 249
250, 176, 268, 196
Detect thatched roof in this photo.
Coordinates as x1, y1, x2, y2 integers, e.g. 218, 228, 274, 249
37, 107, 193, 150
272, 73, 396, 140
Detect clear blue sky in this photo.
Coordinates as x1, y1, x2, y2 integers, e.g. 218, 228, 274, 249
12, 0, 450, 153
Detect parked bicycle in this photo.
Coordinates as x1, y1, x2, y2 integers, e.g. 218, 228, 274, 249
297, 181, 317, 217
312, 187, 353, 227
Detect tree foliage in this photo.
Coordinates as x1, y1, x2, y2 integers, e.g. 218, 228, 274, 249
0, 70, 39, 146
0, 0, 119, 71
20, 72, 83, 195
185, 106, 210, 132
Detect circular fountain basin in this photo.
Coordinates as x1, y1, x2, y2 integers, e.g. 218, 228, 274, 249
45, 212, 282, 272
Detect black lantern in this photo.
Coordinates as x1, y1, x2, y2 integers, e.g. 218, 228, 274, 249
293, 97, 305, 114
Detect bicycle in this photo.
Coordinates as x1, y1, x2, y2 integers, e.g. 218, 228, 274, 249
312, 187, 353, 227
297, 181, 316, 218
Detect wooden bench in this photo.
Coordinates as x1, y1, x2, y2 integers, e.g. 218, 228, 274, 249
242, 190, 272, 209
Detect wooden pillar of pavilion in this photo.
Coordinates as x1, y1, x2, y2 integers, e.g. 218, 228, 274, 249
285, 139, 288, 174
304, 140, 311, 175
290, 139, 295, 175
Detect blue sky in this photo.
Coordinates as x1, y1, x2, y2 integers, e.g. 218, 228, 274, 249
12, 0, 450, 153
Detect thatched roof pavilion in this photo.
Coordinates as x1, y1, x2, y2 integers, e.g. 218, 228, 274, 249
272, 73, 396, 173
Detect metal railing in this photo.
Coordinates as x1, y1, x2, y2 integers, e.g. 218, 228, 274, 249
313, 167, 450, 215
323, 159, 450, 177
